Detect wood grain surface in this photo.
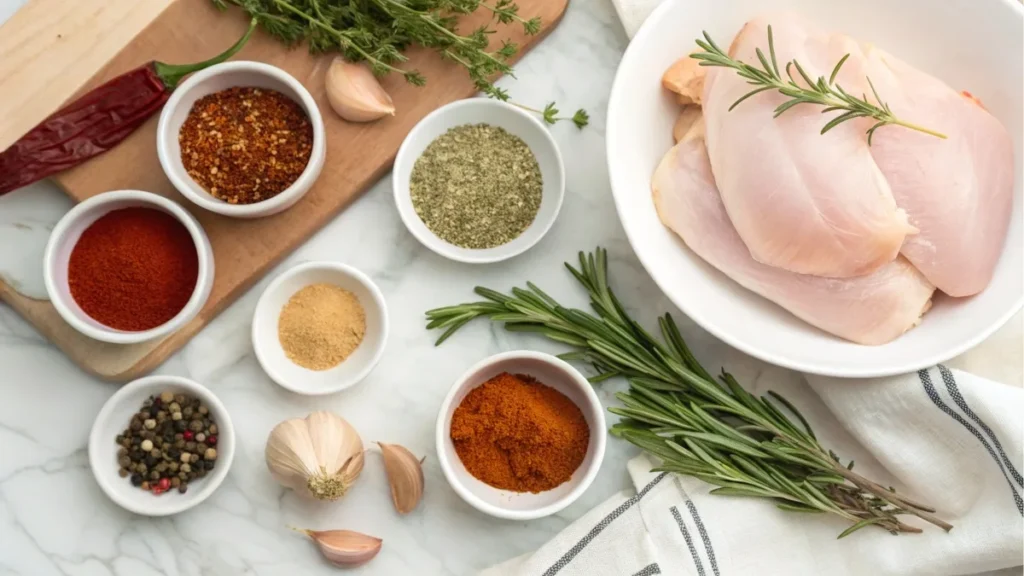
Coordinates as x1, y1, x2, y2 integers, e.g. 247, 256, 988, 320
0, 0, 568, 382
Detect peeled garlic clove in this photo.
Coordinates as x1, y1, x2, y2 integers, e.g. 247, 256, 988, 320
378, 442, 424, 514
325, 57, 395, 122
294, 527, 382, 567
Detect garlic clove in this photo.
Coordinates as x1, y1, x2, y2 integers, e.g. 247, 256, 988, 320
325, 57, 396, 122
307, 411, 363, 477
265, 418, 320, 493
293, 527, 382, 567
378, 442, 425, 514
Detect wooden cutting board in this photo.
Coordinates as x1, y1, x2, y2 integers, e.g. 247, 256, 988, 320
0, 0, 568, 382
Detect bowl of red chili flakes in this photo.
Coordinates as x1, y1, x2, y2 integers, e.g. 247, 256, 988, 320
156, 61, 326, 219
44, 190, 215, 344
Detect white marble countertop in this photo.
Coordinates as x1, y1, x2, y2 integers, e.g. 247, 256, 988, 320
0, 0, 1021, 575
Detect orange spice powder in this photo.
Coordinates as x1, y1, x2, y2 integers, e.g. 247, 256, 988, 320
450, 372, 590, 493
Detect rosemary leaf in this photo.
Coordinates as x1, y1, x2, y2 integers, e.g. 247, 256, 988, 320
691, 25, 946, 142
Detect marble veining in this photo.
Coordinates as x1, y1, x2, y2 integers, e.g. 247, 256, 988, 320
0, 0, 1020, 574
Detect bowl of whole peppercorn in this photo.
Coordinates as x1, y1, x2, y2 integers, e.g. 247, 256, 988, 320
157, 61, 326, 218
89, 374, 234, 516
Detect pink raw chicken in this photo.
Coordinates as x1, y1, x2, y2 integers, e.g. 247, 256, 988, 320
701, 16, 916, 278
652, 121, 935, 345
862, 51, 1015, 296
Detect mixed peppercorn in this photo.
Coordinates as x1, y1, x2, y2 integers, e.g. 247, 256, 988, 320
115, 391, 219, 495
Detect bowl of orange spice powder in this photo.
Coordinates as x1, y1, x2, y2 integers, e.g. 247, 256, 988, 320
436, 350, 607, 520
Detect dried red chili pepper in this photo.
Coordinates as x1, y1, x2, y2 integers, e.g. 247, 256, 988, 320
0, 19, 257, 196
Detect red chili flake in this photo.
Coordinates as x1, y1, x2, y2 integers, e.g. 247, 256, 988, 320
178, 86, 313, 205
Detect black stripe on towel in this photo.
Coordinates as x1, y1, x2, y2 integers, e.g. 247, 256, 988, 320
632, 563, 662, 576
919, 369, 1023, 515
685, 500, 720, 576
671, 506, 706, 576
937, 364, 1023, 488
542, 473, 668, 576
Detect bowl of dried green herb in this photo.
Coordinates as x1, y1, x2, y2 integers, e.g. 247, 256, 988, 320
393, 98, 565, 263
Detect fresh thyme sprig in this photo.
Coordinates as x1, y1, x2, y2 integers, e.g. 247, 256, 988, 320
212, 0, 587, 128
510, 102, 590, 128
426, 248, 952, 537
690, 26, 945, 144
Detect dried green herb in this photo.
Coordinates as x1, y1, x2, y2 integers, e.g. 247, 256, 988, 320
410, 123, 542, 249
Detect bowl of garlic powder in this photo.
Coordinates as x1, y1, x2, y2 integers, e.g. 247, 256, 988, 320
251, 261, 388, 395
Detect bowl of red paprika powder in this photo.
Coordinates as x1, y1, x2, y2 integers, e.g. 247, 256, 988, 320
44, 190, 215, 344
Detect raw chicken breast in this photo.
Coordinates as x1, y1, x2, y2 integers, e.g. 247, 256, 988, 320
861, 50, 1015, 296
702, 15, 916, 278
652, 121, 934, 345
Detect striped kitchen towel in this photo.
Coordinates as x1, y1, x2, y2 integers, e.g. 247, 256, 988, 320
483, 366, 1023, 575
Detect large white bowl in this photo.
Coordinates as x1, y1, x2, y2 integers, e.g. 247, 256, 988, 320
393, 99, 565, 264
436, 351, 606, 520
607, 0, 1023, 377
44, 190, 215, 344
89, 375, 235, 516
157, 61, 326, 219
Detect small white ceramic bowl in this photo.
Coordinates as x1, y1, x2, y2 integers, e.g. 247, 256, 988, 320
157, 61, 326, 219
89, 375, 235, 516
436, 351, 607, 520
252, 261, 389, 395
43, 190, 214, 344
393, 98, 566, 264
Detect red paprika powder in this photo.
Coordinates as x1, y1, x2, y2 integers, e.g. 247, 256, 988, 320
68, 207, 199, 331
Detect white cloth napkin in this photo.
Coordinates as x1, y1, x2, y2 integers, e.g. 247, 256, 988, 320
482, 2, 1024, 574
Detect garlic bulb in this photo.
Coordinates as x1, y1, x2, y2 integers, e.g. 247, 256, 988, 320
266, 411, 364, 501
325, 57, 395, 122
292, 527, 382, 567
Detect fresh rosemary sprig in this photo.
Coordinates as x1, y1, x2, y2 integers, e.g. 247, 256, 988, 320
212, 0, 588, 128
690, 26, 945, 144
426, 248, 953, 537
